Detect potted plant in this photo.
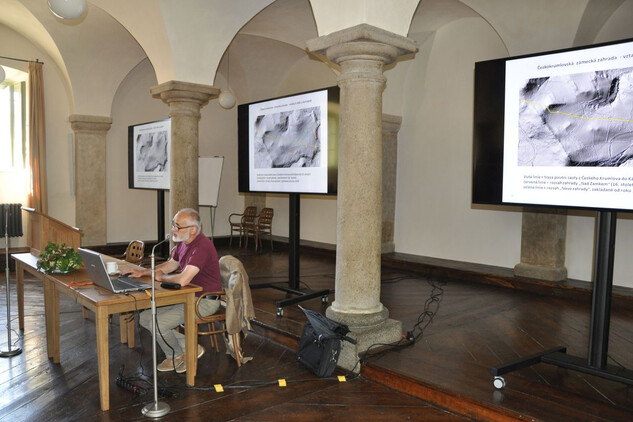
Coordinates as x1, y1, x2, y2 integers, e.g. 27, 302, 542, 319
36, 242, 83, 274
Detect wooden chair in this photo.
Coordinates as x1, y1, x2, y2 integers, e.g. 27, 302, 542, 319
122, 240, 145, 264
228, 206, 258, 248
194, 255, 255, 367
245, 207, 274, 252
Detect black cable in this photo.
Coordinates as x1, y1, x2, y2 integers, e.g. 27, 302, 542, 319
350, 274, 445, 372
117, 293, 176, 398
182, 372, 361, 392
124, 292, 149, 376
120, 270, 439, 395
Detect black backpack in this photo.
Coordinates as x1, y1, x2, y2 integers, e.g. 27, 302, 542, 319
297, 308, 356, 377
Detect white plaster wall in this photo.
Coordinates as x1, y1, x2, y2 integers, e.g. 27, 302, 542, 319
107, 58, 166, 243
565, 212, 596, 281
393, 18, 523, 268
310, 0, 419, 36
197, 92, 243, 240
566, 212, 633, 287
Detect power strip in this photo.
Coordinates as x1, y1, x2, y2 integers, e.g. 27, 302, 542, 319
116, 375, 146, 395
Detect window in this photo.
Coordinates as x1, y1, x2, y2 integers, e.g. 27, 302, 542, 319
0, 66, 30, 212
0, 76, 28, 171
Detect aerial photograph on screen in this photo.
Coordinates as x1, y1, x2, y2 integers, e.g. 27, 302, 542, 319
253, 106, 322, 168
517, 68, 633, 167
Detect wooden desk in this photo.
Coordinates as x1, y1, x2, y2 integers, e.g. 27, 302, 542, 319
12, 253, 201, 411
13, 252, 140, 344
12, 253, 43, 331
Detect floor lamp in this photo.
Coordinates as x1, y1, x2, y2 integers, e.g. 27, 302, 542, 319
142, 235, 171, 418
1, 204, 22, 358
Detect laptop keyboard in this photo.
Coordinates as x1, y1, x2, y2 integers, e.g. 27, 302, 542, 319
111, 275, 149, 291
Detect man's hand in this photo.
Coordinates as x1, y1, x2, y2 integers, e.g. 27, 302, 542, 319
124, 268, 148, 278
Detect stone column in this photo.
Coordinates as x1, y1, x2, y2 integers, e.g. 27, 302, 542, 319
307, 24, 417, 371
70, 114, 112, 246
245, 193, 266, 213
150, 81, 219, 217
382, 114, 401, 254
514, 208, 568, 281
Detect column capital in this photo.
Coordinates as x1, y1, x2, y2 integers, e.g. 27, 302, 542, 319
69, 114, 112, 133
150, 80, 220, 108
307, 23, 417, 66
382, 114, 402, 134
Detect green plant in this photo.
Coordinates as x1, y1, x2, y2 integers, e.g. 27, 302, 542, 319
36, 242, 83, 274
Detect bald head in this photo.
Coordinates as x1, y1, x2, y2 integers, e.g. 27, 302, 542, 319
175, 208, 201, 234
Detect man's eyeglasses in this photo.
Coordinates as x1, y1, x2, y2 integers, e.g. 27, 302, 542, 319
171, 221, 194, 230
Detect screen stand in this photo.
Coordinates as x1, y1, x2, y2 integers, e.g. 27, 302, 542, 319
157, 190, 168, 259
250, 193, 331, 317
490, 210, 633, 389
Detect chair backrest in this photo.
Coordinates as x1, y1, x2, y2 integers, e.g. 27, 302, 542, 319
257, 208, 274, 228
123, 240, 145, 264
242, 206, 258, 224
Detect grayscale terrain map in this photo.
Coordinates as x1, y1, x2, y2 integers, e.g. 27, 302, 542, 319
518, 68, 633, 167
135, 130, 168, 172
253, 107, 321, 168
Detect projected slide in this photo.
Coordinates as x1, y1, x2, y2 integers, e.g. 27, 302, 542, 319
130, 119, 170, 190
502, 42, 633, 209
248, 90, 329, 193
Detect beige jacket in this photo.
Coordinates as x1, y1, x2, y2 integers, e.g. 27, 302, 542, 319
219, 255, 255, 335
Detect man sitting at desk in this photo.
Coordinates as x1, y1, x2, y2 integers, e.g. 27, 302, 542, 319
126, 207, 221, 372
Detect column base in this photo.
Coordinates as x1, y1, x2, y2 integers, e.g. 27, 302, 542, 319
381, 242, 395, 254
326, 306, 402, 373
338, 318, 403, 373
514, 262, 567, 282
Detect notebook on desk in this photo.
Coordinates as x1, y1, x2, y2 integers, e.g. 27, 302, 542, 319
78, 248, 152, 293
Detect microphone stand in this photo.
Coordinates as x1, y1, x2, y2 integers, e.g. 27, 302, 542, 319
142, 235, 170, 418
1, 207, 21, 358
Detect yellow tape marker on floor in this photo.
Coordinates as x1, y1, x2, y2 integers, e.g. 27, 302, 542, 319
338, 375, 346, 382
214, 384, 224, 392
278, 379, 287, 387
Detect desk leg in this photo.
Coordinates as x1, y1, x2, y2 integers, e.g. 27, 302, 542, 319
43, 277, 60, 363
185, 293, 196, 385
119, 312, 135, 348
119, 314, 128, 344
15, 263, 25, 330
126, 314, 135, 348
95, 307, 110, 411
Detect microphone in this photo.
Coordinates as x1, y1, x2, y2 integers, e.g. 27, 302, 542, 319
144, 233, 171, 417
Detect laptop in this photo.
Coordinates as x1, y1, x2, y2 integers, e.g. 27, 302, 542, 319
78, 248, 152, 293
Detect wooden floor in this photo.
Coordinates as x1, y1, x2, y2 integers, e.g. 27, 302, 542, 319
1, 243, 633, 421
